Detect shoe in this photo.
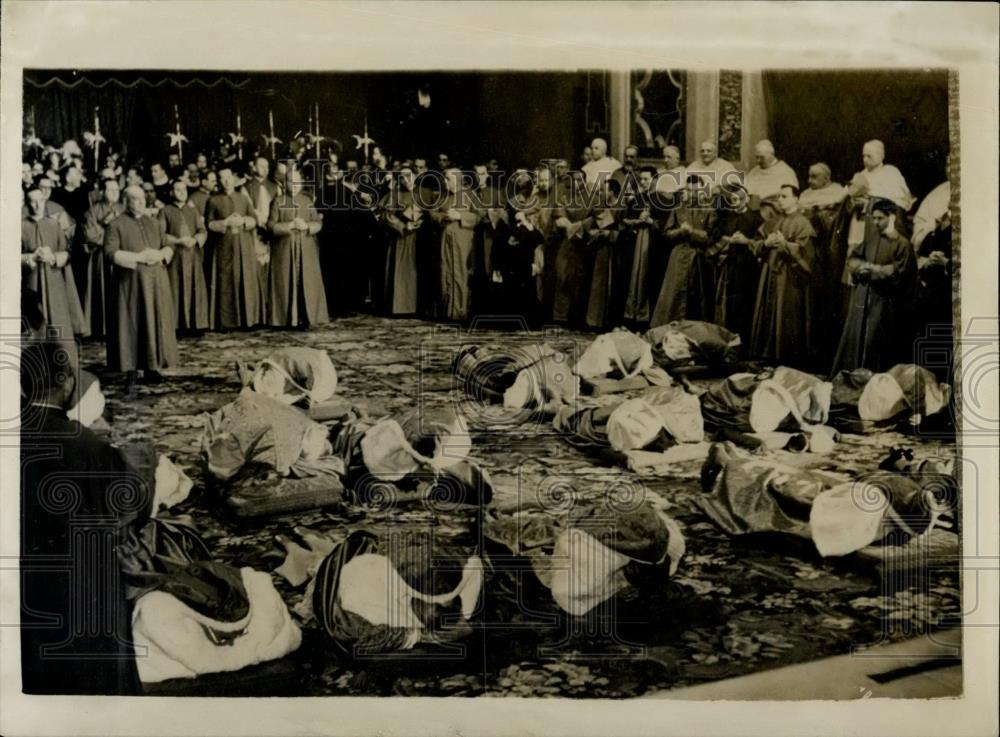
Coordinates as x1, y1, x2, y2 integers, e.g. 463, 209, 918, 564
143, 370, 166, 385
123, 371, 139, 396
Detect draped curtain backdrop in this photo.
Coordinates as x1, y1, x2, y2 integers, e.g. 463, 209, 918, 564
23, 70, 590, 173
761, 69, 949, 201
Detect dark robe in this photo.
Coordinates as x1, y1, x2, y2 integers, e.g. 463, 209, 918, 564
584, 207, 622, 330
316, 176, 353, 316
380, 188, 421, 315
471, 184, 506, 315
651, 203, 717, 327
831, 228, 916, 375
617, 192, 668, 327
159, 200, 210, 331
551, 185, 594, 325
206, 191, 263, 329
749, 210, 816, 364
266, 191, 330, 327
52, 186, 91, 298
82, 201, 125, 340
495, 197, 545, 326
804, 198, 854, 365
20, 407, 149, 695
103, 211, 180, 372
914, 224, 953, 343
431, 189, 481, 321
534, 184, 564, 321
711, 207, 762, 346
21, 216, 86, 365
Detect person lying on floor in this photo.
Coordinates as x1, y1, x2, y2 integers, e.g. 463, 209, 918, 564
274, 527, 484, 655
698, 441, 957, 558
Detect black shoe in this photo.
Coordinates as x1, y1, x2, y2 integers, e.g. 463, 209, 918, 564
143, 370, 166, 385
123, 371, 139, 396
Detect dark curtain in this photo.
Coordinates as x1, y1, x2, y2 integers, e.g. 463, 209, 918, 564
24, 70, 588, 174
761, 69, 949, 201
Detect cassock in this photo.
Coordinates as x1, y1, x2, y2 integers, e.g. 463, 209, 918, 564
584, 206, 622, 330
52, 186, 92, 298
266, 191, 329, 327
914, 220, 953, 380
749, 211, 816, 364
21, 216, 86, 364
103, 211, 179, 372
535, 182, 565, 319
81, 201, 125, 340
551, 193, 594, 325
803, 197, 854, 365
206, 190, 263, 329
188, 188, 212, 218
246, 176, 279, 320
159, 200, 210, 331
20, 406, 148, 695
710, 207, 763, 345
618, 191, 668, 326
23, 200, 75, 242
651, 203, 717, 327
745, 160, 799, 202
380, 188, 422, 315
431, 190, 481, 321
472, 184, 507, 314
495, 198, 544, 326
831, 226, 916, 375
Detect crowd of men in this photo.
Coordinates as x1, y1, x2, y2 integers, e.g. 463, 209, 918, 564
21, 128, 954, 387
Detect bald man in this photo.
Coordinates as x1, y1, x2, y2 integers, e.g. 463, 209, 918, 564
687, 140, 738, 191
848, 140, 914, 212
581, 137, 622, 186
745, 140, 799, 203
655, 145, 687, 195
799, 163, 847, 210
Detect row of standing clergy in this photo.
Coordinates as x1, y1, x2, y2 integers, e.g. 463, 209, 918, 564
21, 171, 327, 375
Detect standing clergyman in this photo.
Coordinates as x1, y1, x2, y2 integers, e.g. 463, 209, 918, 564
103, 184, 179, 388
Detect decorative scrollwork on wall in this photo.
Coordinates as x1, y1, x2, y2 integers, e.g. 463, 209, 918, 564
630, 70, 685, 159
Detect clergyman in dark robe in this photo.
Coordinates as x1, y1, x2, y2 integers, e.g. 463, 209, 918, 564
747, 185, 816, 365
831, 198, 917, 375
20, 340, 150, 695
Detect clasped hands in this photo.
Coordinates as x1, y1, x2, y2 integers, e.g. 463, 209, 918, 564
224, 213, 257, 231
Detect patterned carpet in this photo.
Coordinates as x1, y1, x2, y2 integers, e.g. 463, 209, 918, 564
81, 315, 961, 698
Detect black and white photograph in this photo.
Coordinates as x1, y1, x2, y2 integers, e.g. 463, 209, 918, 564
1, 3, 997, 737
